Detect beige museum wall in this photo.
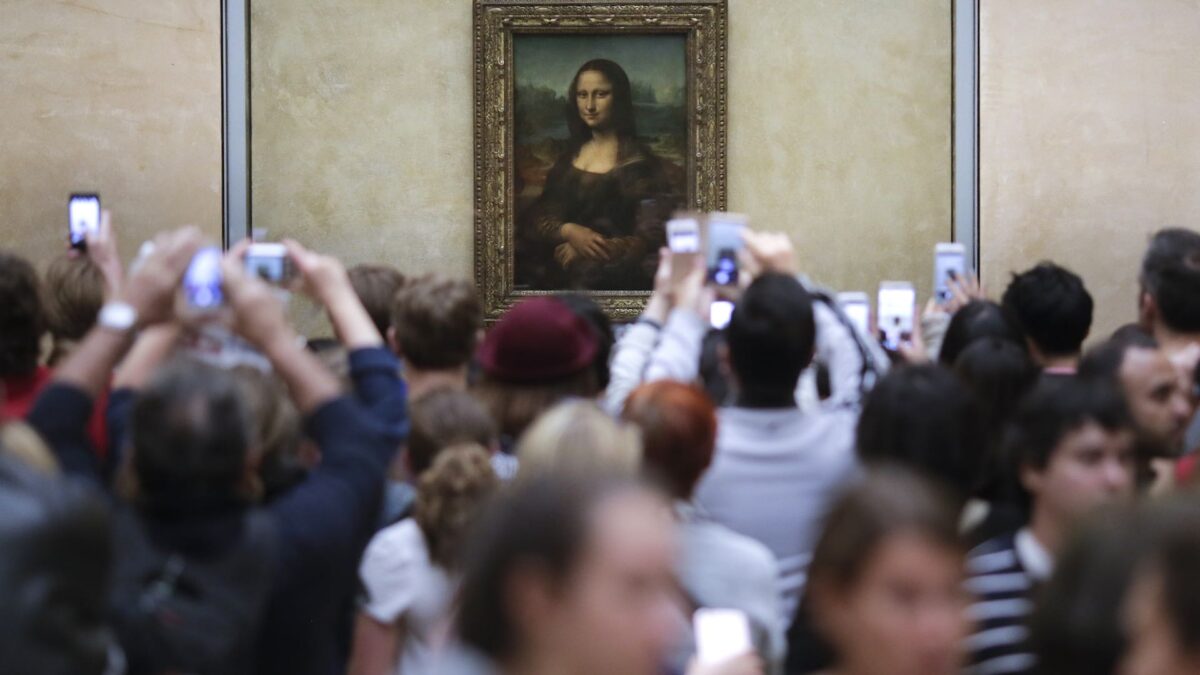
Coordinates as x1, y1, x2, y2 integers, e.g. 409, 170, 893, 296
0, 0, 223, 267
980, 0, 1200, 341
251, 0, 952, 333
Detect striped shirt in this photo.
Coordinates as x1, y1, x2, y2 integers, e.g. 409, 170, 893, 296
964, 529, 1051, 675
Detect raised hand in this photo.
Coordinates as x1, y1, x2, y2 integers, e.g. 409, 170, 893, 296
743, 229, 798, 277
118, 226, 204, 328
220, 239, 294, 354
944, 271, 985, 314
282, 238, 383, 348
84, 209, 124, 299
282, 238, 351, 305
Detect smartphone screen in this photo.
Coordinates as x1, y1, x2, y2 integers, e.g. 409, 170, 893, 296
710, 300, 734, 330
934, 243, 967, 304
68, 194, 101, 248
706, 213, 746, 286
878, 282, 916, 351
694, 608, 753, 665
183, 247, 224, 310
837, 292, 871, 336
667, 217, 701, 254
244, 242, 291, 284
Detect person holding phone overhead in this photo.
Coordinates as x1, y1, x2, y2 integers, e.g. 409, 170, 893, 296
521, 59, 680, 291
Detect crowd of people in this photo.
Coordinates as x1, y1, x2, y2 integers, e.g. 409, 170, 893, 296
4, 210, 1200, 675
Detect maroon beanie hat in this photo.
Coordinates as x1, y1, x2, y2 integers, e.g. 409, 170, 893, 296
477, 297, 599, 383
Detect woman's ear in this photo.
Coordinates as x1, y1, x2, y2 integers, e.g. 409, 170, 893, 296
1139, 292, 1158, 332
505, 560, 559, 646
387, 326, 402, 357
1019, 462, 1044, 499
808, 582, 849, 649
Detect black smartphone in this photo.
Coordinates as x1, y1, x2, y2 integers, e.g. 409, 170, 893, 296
68, 193, 101, 249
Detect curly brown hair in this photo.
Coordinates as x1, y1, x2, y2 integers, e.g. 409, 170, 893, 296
414, 443, 498, 569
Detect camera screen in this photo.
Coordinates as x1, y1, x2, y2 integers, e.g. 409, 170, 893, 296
245, 253, 287, 283
934, 250, 966, 303
68, 196, 100, 245
878, 287, 915, 350
710, 300, 734, 330
667, 218, 701, 254
184, 248, 224, 309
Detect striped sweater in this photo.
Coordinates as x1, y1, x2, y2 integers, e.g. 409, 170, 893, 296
964, 529, 1051, 675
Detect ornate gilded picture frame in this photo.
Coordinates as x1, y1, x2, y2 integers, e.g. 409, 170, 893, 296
474, 0, 728, 321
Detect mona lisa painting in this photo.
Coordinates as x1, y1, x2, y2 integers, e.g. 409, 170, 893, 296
474, 0, 728, 321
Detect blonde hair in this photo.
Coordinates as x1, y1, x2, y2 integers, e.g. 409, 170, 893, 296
0, 421, 58, 474
515, 400, 642, 480
414, 443, 499, 569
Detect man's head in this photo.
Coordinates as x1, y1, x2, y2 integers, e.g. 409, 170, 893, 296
390, 274, 482, 370
0, 251, 44, 378
1008, 379, 1135, 529
0, 455, 114, 675
1139, 228, 1200, 336
725, 273, 816, 399
1001, 262, 1094, 363
130, 359, 253, 502
1080, 333, 1192, 457
407, 388, 497, 477
42, 255, 104, 366
347, 264, 405, 340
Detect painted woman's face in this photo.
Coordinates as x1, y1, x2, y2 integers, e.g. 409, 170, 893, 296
575, 70, 614, 131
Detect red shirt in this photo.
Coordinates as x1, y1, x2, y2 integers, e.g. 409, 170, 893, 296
2, 366, 109, 459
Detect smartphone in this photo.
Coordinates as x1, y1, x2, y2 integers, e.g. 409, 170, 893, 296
877, 281, 916, 351
667, 216, 702, 254
694, 608, 753, 665
183, 247, 224, 311
244, 242, 293, 285
706, 212, 747, 287
837, 291, 871, 336
667, 215, 702, 284
710, 300, 734, 330
934, 242, 967, 305
68, 193, 101, 249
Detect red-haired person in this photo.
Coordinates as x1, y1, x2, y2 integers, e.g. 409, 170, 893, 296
624, 381, 781, 674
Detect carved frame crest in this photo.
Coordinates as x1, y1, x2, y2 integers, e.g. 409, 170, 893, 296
473, 0, 728, 322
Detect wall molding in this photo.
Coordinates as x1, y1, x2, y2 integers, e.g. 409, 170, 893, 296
953, 0, 981, 269
221, 0, 250, 247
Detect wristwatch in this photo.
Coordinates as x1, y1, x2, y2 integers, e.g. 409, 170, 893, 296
98, 302, 138, 333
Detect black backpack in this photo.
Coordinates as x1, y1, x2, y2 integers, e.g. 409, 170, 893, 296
109, 508, 277, 675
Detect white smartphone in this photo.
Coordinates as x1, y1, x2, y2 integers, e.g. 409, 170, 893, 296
710, 300, 734, 330
244, 242, 293, 285
878, 281, 916, 351
837, 291, 871, 336
694, 608, 753, 665
934, 242, 967, 305
183, 247, 225, 311
68, 193, 101, 249
706, 212, 747, 287
667, 216, 702, 254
